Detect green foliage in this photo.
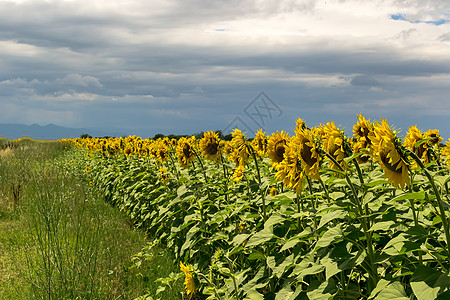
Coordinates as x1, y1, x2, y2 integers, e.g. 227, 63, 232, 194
71, 144, 450, 299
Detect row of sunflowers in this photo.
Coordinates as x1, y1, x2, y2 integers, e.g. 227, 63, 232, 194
61, 115, 450, 299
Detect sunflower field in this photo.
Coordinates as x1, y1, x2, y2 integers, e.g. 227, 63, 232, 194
60, 115, 450, 300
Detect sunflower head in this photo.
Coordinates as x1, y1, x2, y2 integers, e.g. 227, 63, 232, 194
353, 114, 373, 142
371, 119, 410, 189
443, 139, 450, 166
159, 167, 169, 184
199, 131, 221, 162
404, 125, 427, 164
270, 187, 277, 198
180, 262, 196, 296
275, 137, 305, 193
176, 136, 196, 168
322, 121, 349, 171
295, 127, 321, 180
230, 129, 250, 166
252, 129, 268, 156
232, 164, 245, 182
424, 129, 442, 147
267, 131, 289, 169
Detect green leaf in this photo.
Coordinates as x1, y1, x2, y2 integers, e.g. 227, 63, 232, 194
295, 263, 325, 281
411, 265, 450, 300
391, 191, 434, 202
318, 210, 346, 229
264, 214, 285, 230
369, 221, 395, 232
315, 224, 343, 250
246, 228, 274, 247
232, 234, 250, 247
373, 281, 408, 300
275, 281, 295, 300
281, 228, 312, 251
306, 278, 337, 299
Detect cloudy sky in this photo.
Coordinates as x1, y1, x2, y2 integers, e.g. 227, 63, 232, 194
1, 0, 450, 139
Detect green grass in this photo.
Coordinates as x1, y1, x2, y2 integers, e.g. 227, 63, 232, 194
0, 140, 182, 299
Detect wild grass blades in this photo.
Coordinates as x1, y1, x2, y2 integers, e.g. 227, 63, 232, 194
0, 139, 181, 299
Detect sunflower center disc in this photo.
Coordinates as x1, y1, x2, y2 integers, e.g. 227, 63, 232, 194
205, 141, 218, 155
380, 152, 402, 174
301, 138, 317, 167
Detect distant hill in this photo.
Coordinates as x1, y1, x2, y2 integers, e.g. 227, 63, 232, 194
0, 123, 123, 140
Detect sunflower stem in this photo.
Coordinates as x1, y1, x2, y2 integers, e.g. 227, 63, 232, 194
193, 150, 211, 230
248, 145, 267, 222
318, 177, 331, 204
321, 150, 378, 293
408, 150, 450, 263
306, 176, 318, 242
219, 154, 230, 206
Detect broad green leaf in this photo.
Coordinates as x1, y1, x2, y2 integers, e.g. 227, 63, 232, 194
275, 281, 295, 300
295, 264, 325, 281
315, 224, 343, 250
306, 278, 337, 300
369, 221, 394, 232
264, 214, 285, 230
246, 228, 274, 247
411, 265, 450, 300
391, 191, 426, 201
318, 210, 346, 229
373, 281, 409, 300
273, 254, 295, 278
232, 234, 250, 246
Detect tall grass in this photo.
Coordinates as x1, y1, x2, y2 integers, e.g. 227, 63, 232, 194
0, 140, 181, 299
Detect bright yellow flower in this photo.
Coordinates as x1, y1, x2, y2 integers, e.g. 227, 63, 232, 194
275, 137, 305, 193
199, 131, 221, 163
267, 131, 289, 170
176, 136, 196, 168
443, 139, 450, 166
295, 127, 321, 180
159, 167, 169, 184
180, 262, 196, 295
252, 129, 268, 157
370, 119, 410, 188
424, 129, 442, 147
230, 129, 250, 166
404, 125, 428, 166
270, 187, 277, 198
352, 114, 374, 164
232, 164, 245, 182
322, 121, 349, 171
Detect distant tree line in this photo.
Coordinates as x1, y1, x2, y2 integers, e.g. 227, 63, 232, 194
80, 130, 234, 141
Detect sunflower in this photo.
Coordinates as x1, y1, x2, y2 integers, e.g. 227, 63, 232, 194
295, 126, 321, 180
275, 137, 305, 193
232, 164, 245, 182
156, 139, 169, 163
159, 167, 169, 184
252, 129, 268, 157
230, 128, 250, 166
180, 262, 196, 296
322, 121, 349, 171
370, 119, 409, 188
267, 131, 289, 170
424, 129, 442, 147
124, 146, 133, 157
199, 131, 221, 163
404, 125, 428, 166
270, 187, 277, 198
443, 139, 450, 166
176, 136, 196, 168
352, 114, 374, 163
